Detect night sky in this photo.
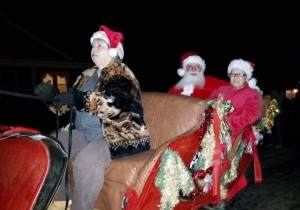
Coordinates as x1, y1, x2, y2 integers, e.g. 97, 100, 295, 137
1, 1, 300, 93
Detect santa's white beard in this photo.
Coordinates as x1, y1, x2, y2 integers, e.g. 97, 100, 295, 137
175, 72, 205, 89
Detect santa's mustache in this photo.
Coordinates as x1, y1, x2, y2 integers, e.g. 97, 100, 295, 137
175, 72, 205, 89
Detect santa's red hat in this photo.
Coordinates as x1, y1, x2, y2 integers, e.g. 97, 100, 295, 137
90, 25, 124, 59
177, 52, 206, 77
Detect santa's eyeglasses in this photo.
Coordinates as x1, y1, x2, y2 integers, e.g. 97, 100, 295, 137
228, 73, 246, 78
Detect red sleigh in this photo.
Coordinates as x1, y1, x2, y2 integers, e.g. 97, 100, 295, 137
0, 92, 272, 210
0, 125, 68, 210
117, 94, 265, 210
69, 92, 270, 210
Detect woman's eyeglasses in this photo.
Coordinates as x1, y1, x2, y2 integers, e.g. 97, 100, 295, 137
228, 73, 246, 78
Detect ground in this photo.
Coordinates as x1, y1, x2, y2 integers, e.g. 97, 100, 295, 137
224, 141, 300, 210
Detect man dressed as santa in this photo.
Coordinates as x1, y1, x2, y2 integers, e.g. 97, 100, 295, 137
168, 52, 228, 99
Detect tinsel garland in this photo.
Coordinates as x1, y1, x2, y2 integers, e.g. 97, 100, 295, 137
155, 94, 247, 209
256, 99, 280, 134
220, 142, 244, 199
185, 94, 234, 200
155, 148, 195, 210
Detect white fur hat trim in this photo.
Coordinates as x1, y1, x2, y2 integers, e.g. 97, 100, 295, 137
177, 68, 185, 77
90, 31, 109, 45
248, 77, 263, 94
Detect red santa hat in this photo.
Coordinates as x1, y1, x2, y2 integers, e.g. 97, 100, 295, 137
227, 58, 254, 80
90, 25, 124, 59
228, 59, 262, 94
177, 52, 206, 77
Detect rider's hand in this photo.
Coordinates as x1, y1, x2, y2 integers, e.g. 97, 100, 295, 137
72, 89, 85, 110
54, 89, 85, 110
33, 81, 58, 101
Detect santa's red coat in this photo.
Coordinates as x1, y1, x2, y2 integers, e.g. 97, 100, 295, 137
168, 76, 228, 99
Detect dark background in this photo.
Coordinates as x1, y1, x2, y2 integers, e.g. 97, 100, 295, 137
1, 0, 300, 93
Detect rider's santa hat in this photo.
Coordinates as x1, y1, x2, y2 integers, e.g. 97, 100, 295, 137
90, 25, 124, 59
228, 58, 262, 94
177, 52, 206, 77
227, 59, 254, 80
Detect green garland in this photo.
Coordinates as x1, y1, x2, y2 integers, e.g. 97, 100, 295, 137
155, 94, 243, 210
256, 99, 280, 134
155, 148, 195, 210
